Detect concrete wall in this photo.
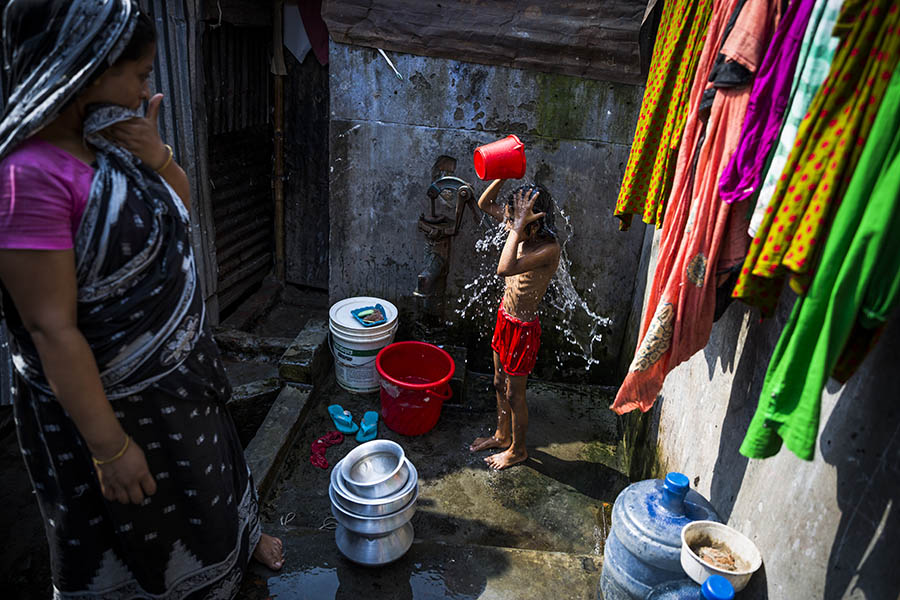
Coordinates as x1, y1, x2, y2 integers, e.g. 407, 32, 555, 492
328, 41, 647, 381
639, 233, 900, 599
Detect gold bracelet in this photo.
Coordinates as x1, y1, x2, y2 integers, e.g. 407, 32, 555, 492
155, 144, 174, 173
92, 435, 131, 466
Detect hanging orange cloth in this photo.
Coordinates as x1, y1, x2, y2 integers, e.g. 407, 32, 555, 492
612, 0, 777, 415
732, 0, 900, 316
614, 0, 714, 231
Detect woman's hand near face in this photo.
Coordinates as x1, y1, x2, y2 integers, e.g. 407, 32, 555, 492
103, 93, 168, 168
102, 93, 191, 209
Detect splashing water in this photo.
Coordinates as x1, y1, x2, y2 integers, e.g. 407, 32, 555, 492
455, 204, 612, 372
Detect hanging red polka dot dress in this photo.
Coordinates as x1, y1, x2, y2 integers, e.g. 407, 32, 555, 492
732, 0, 900, 316
614, 0, 714, 231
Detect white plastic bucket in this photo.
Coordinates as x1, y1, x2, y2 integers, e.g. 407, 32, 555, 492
329, 297, 399, 393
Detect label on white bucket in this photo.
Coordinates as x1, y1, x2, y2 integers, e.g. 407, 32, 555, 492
333, 340, 382, 393
329, 296, 398, 394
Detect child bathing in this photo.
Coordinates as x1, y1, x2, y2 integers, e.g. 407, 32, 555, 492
469, 179, 561, 470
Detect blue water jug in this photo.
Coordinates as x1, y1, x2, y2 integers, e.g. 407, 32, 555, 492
647, 576, 735, 600
598, 472, 721, 600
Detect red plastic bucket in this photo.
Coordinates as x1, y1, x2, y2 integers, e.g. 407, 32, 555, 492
473, 134, 526, 180
376, 341, 455, 436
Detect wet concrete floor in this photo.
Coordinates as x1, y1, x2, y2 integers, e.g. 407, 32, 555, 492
242, 529, 603, 600
243, 372, 627, 599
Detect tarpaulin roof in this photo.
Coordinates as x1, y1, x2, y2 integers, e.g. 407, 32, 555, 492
321, 0, 649, 85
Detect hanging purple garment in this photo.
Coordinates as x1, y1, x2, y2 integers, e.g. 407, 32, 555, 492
718, 0, 817, 204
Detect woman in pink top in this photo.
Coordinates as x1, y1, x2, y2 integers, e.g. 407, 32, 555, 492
0, 1, 282, 598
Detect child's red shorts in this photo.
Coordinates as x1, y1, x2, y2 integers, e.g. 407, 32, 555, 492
491, 303, 541, 377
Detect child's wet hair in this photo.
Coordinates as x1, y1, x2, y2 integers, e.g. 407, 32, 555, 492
507, 182, 557, 239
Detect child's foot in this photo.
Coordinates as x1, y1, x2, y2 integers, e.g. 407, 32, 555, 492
485, 448, 528, 470
253, 533, 284, 570
470, 435, 510, 452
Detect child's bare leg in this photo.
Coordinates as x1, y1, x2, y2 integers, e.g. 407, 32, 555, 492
470, 352, 512, 452
485, 374, 528, 470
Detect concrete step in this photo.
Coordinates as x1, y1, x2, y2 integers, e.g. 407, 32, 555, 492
240, 528, 602, 600
244, 384, 315, 495
215, 327, 295, 360
278, 317, 330, 385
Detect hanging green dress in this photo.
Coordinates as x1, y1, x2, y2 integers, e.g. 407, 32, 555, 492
740, 62, 900, 461
732, 0, 900, 315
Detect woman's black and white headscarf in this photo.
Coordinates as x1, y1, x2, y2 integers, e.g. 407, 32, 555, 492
0, 0, 137, 160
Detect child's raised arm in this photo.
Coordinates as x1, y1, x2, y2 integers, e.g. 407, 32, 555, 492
477, 179, 507, 223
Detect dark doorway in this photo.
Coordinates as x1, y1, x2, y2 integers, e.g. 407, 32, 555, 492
204, 21, 275, 315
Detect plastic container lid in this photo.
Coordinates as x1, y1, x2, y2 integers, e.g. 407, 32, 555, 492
702, 575, 735, 600
665, 472, 690, 495
329, 297, 398, 336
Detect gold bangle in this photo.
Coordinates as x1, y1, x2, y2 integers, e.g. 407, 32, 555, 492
155, 144, 174, 173
92, 435, 131, 466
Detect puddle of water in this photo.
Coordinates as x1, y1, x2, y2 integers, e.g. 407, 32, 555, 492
456, 203, 612, 372
410, 567, 478, 599
264, 563, 479, 599
267, 566, 340, 598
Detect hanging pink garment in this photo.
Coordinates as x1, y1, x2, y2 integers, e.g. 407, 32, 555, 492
612, 0, 777, 414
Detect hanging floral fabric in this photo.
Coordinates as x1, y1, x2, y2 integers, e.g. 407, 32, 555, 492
718, 0, 819, 206
613, 0, 714, 231
612, 0, 777, 415
740, 64, 900, 460
747, 0, 845, 238
732, 0, 900, 316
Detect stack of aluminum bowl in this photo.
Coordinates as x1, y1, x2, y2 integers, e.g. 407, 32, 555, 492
329, 439, 418, 566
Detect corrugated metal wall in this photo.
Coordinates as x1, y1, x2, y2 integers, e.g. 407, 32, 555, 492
141, 0, 220, 319
204, 23, 275, 315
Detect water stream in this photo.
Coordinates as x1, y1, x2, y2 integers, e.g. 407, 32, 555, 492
455, 203, 612, 373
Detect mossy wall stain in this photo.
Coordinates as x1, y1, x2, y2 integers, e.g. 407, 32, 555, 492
535, 72, 592, 141
618, 409, 666, 482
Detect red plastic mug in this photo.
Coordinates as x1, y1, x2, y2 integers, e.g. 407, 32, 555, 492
473, 134, 526, 180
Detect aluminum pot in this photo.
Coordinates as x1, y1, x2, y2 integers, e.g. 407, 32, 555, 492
328, 484, 417, 536
334, 521, 414, 567
331, 457, 418, 516
340, 439, 409, 499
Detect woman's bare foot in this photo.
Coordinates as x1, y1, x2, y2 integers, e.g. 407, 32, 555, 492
253, 533, 284, 570
470, 435, 510, 452
485, 448, 527, 470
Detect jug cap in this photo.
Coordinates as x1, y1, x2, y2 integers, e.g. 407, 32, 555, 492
664, 472, 689, 495
701, 575, 735, 600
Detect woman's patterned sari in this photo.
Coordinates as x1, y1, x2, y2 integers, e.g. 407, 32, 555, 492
1, 2, 259, 598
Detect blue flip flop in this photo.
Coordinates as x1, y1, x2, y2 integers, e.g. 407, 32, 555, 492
356, 411, 379, 442
328, 405, 359, 434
